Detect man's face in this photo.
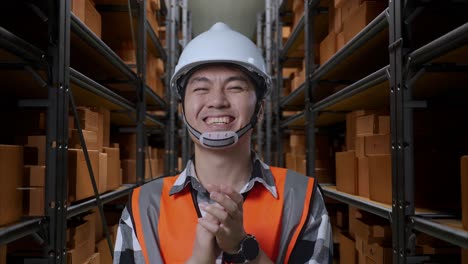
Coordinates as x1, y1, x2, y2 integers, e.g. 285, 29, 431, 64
183, 65, 257, 137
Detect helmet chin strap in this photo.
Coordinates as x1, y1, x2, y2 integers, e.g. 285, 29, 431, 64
182, 103, 260, 149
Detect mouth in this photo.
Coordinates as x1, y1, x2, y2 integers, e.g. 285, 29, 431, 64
203, 115, 235, 125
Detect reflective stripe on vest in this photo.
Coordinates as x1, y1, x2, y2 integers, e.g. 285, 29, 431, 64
130, 167, 316, 264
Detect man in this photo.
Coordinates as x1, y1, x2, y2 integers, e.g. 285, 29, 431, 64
114, 22, 332, 263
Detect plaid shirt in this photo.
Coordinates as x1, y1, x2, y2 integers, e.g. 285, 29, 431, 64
114, 154, 333, 263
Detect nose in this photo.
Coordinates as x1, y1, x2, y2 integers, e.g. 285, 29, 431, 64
207, 88, 230, 109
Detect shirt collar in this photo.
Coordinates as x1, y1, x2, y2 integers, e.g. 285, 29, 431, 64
169, 152, 278, 198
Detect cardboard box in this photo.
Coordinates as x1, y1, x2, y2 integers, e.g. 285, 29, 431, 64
369, 154, 392, 204
99, 153, 108, 193
343, 1, 386, 43
356, 114, 379, 136
71, 0, 85, 21
68, 149, 99, 202
358, 157, 370, 198
0, 244, 5, 264
77, 107, 99, 132
84, 252, 100, 264
334, 7, 343, 34
84, 0, 102, 38
114, 133, 137, 159
290, 134, 305, 147
346, 110, 372, 151
90, 107, 111, 150
320, 32, 337, 65
102, 147, 121, 191
462, 156, 468, 230
365, 134, 390, 156
67, 220, 93, 248
355, 136, 366, 158
22, 187, 44, 216
348, 206, 360, 239
378, 116, 390, 134
121, 159, 158, 183
462, 248, 468, 264
339, 232, 358, 264
335, 151, 358, 194
365, 242, 392, 263
354, 217, 392, 243
97, 239, 112, 264
0, 145, 23, 226
24, 165, 46, 187
67, 238, 95, 264
336, 31, 345, 51
23, 146, 39, 165
70, 129, 99, 151
27, 136, 46, 165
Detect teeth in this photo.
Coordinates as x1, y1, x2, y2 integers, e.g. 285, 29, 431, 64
206, 116, 231, 125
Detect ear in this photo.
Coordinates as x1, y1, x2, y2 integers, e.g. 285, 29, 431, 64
256, 100, 265, 123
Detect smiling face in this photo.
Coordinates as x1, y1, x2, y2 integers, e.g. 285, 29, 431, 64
183, 64, 258, 147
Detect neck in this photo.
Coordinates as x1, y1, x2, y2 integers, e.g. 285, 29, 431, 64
193, 135, 253, 192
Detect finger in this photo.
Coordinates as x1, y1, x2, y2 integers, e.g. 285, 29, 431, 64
210, 191, 239, 217
219, 184, 244, 208
200, 202, 230, 223
204, 183, 221, 193
198, 218, 220, 234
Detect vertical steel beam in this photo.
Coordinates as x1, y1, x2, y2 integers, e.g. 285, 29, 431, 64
275, 0, 284, 167
389, 0, 414, 263
180, 0, 189, 166
46, 0, 70, 262
136, 0, 147, 185
304, 0, 317, 176
265, 0, 273, 164
167, 0, 178, 174
256, 12, 264, 159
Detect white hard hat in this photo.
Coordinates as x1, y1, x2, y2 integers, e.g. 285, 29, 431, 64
171, 22, 272, 100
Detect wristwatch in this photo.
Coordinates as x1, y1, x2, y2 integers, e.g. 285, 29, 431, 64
223, 234, 259, 263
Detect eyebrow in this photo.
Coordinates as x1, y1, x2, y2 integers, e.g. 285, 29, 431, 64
188, 75, 250, 85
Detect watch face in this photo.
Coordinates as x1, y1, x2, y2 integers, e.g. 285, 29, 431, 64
243, 236, 260, 260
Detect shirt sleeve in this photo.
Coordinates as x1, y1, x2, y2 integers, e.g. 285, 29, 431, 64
295, 188, 333, 264
113, 206, 147, 264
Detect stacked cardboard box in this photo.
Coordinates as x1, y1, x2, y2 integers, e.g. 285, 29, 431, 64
147, 0, 162, 35
462, 156, 468, 231
354, 214, 392, 264
292, 0, 304, 30
336, 110, 390, 201
68, 107, 121, 201
0, 145, 23, 226
67, 217, 96, 264
71, 0, 102, 38
0, 244, 5, 264
22, 166, 46, 216
285, 133, 332, 182
116, 133, 164, 183
320, 0, 386, 64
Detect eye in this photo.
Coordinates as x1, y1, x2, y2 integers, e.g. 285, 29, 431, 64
193, 87, 208, 93
227, 86, 244, 92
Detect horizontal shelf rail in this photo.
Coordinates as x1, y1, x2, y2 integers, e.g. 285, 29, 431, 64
67, 185, 135, 218
71, 14, 137, 81
312, 66, 390, 112
411, 216, 468, 249
280, 15, 304, 60
0, 217, 47, 245
408, 23, 468, 67
312, 8, 389, 82
321, 185, 392, 220
280, 111, 304, 129
70, 68, 135, 112
280, 81, 305, 109
0, 26, 45, 66
147, 20, 167, 62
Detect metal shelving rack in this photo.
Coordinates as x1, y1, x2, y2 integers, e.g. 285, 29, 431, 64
0, 0, 170, 263
271, 0, 468, 263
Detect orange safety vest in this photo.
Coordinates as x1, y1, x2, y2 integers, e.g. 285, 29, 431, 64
130, 167, 316, 264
